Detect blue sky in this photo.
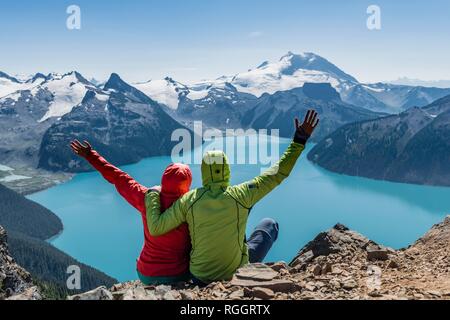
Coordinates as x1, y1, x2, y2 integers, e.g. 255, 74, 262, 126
0, 0, 449, 84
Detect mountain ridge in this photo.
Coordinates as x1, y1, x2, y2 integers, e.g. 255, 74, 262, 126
38, 73, 196, 172
308, 93, 450, 186
128, 52, 450, 114
3, 53, 450, 115
240, 83, 382, 141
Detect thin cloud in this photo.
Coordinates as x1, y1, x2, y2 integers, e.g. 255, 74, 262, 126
248, 31, 263, 38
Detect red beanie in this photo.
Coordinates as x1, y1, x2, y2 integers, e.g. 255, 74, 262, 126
160, 163, 192, 210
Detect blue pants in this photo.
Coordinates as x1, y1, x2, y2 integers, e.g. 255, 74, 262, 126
247, 218, 279, 263
191, 218, 279, 286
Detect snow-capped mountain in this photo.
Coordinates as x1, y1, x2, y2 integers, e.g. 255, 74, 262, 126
176, 82, 258, 129
133, 76, 242, 111
174, 51, 358, 107
167, 79, 382, 140
229, 51, 357, 97
3, 52, 448, 120
0, 71, 97, 122
131, 52, 450, 114
125, 51, 450, 137
157, 52, 450, 113
0, 88, 57, 169
226, 52, 450, 113
0, 70, 192, 171
38, 73, 194, 172
0, 71, 43, 98
36, 72, 96, 121
134, 77, 189, 110
0, 71, 97, 169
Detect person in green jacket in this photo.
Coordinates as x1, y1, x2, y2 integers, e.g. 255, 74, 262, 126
146, 110, 319, 284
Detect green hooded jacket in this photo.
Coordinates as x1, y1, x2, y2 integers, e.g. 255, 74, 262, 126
145, 141, 305, 282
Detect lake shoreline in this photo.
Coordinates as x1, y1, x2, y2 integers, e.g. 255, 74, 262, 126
4, 169, 74, 196
26, 140, 450, 281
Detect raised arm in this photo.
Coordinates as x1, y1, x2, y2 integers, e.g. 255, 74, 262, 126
228, 110, 319, 208
70, 140, 148, 213
145, 190, 187, 236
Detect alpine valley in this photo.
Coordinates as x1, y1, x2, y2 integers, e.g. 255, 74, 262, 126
2, 52, 450, 188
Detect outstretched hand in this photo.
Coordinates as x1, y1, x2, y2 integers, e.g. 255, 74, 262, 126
293, 109, 319, 144
70, 140, 93, 158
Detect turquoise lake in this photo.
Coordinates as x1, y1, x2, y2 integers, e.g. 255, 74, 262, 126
28, 138, 450, 282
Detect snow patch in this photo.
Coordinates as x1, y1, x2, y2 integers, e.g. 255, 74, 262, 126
187, 89, 209, 100
39, 73, 90, 122
0, 164, 14, 171
232, 68, 342, 97
362, 85, 385, 93
134, 79, 186, 109
0, 174, 31, 182
96, 92, 110, 102
0, 76, 45, 100
0, 91, 22, 102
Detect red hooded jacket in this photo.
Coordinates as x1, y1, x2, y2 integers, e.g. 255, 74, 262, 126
86, 150, 192, 277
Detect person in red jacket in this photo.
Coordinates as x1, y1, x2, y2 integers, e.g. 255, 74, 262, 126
70, 140, 192, 285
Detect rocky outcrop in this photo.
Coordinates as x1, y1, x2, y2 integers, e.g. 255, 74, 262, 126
0, 226, 41, 300
71, 216, 450, 300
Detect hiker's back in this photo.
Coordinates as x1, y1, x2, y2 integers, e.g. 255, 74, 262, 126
184, 186, 250, 282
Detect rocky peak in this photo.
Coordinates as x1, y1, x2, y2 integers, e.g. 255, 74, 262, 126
0, 226, 41, 300
164, 76, 177, 84
70, 216, 450, 301
302, 83, 341, 101
104, 73, 152, 104
70, 71, 92, 86
80, 90, 98, 104
0, 71, 20, 83
27, 72, 48, 83
104, 73, 129, 92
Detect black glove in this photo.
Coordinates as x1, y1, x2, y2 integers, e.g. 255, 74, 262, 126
293, 109, 319, 145
293, 126, 311, 145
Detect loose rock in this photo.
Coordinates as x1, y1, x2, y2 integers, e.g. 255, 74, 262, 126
67, 286, 113, 300
250, 287, 275, 300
